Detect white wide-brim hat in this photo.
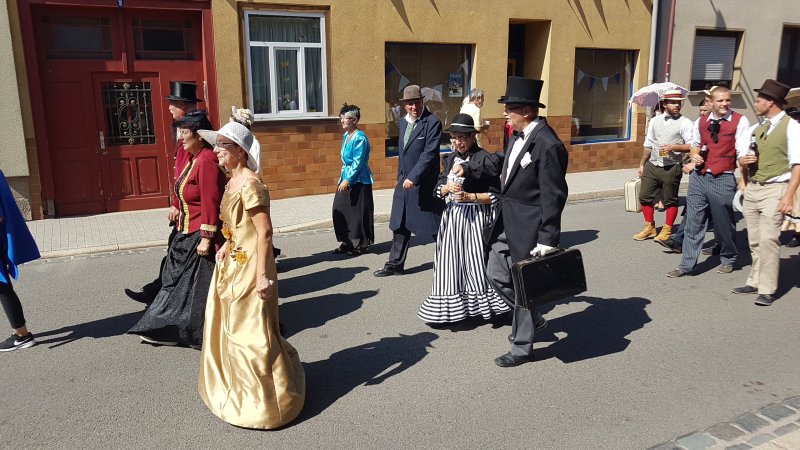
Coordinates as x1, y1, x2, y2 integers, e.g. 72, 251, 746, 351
732, 190, 744, 213
198, 122, 260, 172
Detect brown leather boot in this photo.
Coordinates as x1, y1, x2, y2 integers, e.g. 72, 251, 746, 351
654, 224, 673, 242
633, 222, 657, 240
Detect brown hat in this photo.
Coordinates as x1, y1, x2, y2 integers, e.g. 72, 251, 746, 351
400, 85, 423, 101
754, 79, 791, 104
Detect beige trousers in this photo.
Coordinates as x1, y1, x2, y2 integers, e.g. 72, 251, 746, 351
743, 183, 786, 295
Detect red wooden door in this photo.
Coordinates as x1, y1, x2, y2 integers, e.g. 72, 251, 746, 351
93, 73, 170, 211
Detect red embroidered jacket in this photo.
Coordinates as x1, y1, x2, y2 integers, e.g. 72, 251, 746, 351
174, 147, 225, 238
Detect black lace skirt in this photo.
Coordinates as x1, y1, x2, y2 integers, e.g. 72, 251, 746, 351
128, 231, 214, 347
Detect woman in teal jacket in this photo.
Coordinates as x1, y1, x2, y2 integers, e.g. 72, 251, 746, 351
332, 104, 374, 255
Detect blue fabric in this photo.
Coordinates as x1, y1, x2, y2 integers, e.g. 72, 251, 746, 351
338, 130, 374, 185
0, 170, 40, 284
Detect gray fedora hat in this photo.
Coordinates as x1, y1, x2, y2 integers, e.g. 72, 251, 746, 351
400, 85, 423, 101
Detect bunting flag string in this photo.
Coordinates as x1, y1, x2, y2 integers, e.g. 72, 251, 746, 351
575, 64, 630, 91
387, 59, 470, 96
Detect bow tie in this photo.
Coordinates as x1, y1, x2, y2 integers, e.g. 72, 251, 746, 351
708, 119, 721, 144
665, 114, 681, 121
512, 130, 524, 140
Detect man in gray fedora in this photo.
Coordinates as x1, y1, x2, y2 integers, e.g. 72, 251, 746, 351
374, 85, 445, 277
453, 76, 569, 367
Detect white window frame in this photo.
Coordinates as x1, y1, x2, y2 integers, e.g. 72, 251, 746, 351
244, 10, 328, 120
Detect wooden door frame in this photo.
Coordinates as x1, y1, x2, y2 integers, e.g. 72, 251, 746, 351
18, 0, 216, 214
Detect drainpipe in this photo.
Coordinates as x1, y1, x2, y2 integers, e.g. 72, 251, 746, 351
663, 0, 677, 81
648, 0, 660, 85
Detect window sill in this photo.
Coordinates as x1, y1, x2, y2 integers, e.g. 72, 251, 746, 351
254, 115, 338, 123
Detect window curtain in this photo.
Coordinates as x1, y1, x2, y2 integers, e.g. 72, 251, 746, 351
305, 48, 323, 112
249, 15, 320, 43
250, 47, 271, 114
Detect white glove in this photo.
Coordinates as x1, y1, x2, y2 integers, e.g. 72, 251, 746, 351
530, 244, 557, 258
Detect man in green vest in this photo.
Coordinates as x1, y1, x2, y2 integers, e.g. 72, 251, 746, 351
733, 79, 800, 306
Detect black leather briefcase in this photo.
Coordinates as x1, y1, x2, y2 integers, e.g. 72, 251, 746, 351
511, 248, 587, 310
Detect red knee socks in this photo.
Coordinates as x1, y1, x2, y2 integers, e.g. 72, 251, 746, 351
642, 205, 655, 223
665, 206, 678, 226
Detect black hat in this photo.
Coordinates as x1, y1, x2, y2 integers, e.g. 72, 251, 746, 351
754, 79, 790, 104
446, 113, 479, 133
166, 81, 203, 103
498, 76, 546, 109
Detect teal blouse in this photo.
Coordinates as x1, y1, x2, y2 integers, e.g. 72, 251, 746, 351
338, 129, 374, 185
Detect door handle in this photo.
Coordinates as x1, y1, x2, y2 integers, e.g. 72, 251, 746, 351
99, 131, 106, 153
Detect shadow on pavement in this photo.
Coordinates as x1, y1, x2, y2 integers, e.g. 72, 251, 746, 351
297, 332, 438, 422
280, 266, 368, 298
276, 250, 343, 273
775, 253, 800, 299
35, 311, 143, 348
536, 295, 651, 363
560, 229, 600, 247
280, 290, 379, 338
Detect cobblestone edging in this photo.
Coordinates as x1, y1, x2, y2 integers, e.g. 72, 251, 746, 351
650, 396, 800, 450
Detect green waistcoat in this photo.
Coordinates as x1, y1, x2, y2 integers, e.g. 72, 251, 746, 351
752, 116, 790, 183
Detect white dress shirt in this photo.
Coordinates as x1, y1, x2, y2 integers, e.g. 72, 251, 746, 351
505, 118, 540, 183
746, 111, 800, 183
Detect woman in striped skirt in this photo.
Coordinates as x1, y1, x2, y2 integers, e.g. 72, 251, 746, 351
418, 114, 509, 324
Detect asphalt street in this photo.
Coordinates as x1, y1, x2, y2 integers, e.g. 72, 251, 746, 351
2, 198, 799, 449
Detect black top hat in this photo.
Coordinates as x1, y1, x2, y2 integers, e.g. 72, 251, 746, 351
498, 76, 546, 109
754, 79, 790, 104
166, 81, 203, 103
446, 113, 479, 133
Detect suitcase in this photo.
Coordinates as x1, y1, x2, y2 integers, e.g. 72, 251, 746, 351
624, 177, 642, 212
511, 248, 588, 310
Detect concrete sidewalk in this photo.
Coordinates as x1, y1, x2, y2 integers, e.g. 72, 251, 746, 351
27, 168, 645, 258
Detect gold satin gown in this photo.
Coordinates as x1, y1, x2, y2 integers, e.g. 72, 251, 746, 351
198, 180, 305, 429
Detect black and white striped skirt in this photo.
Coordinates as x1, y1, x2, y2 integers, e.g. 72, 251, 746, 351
418, 200, 509, 323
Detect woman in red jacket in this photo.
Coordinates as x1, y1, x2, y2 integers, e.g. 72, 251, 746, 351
128, 110, 226, 348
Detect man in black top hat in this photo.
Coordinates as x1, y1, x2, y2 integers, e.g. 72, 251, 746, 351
453, 76, 569, 367
125, 81, 204, 304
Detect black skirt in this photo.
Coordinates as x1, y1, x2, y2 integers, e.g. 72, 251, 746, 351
332, 183, 374, 246
128, 231, 215, 347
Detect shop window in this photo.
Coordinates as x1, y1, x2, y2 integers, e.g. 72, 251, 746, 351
690, 30, 741, 91
42, 16, 112, 60
385, 43, 471, 156
133, 19, 194, 60
778, 27, 800, 87
244, 11, 327, 118
572, 49, 635, 144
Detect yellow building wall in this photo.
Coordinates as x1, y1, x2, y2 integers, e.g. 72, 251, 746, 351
210, 0, 653, 198
211, 0, 652, 122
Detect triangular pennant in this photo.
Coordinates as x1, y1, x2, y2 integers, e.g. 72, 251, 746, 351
399, 75, 410, 92
576, 70, 585, 85
601, 77, 609, 91
588, 78, 596, 90
614, 72, 621, 83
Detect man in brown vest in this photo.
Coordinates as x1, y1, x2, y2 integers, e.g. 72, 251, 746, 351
732, 79, 800, 306
666, 86, 751, 278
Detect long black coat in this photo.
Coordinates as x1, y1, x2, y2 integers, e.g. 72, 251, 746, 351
462, 118, 568, 263
390, 108, 445, 236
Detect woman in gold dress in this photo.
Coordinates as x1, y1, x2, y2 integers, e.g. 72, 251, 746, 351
197, 122, 305, 429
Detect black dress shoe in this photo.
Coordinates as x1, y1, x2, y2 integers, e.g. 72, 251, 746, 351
656, 238, 682, 254
754, 294, 775, 306
731, 285, 758, 295
373, 267, 404, 277
494, 352, 533, 368
124, 288, 154, 304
